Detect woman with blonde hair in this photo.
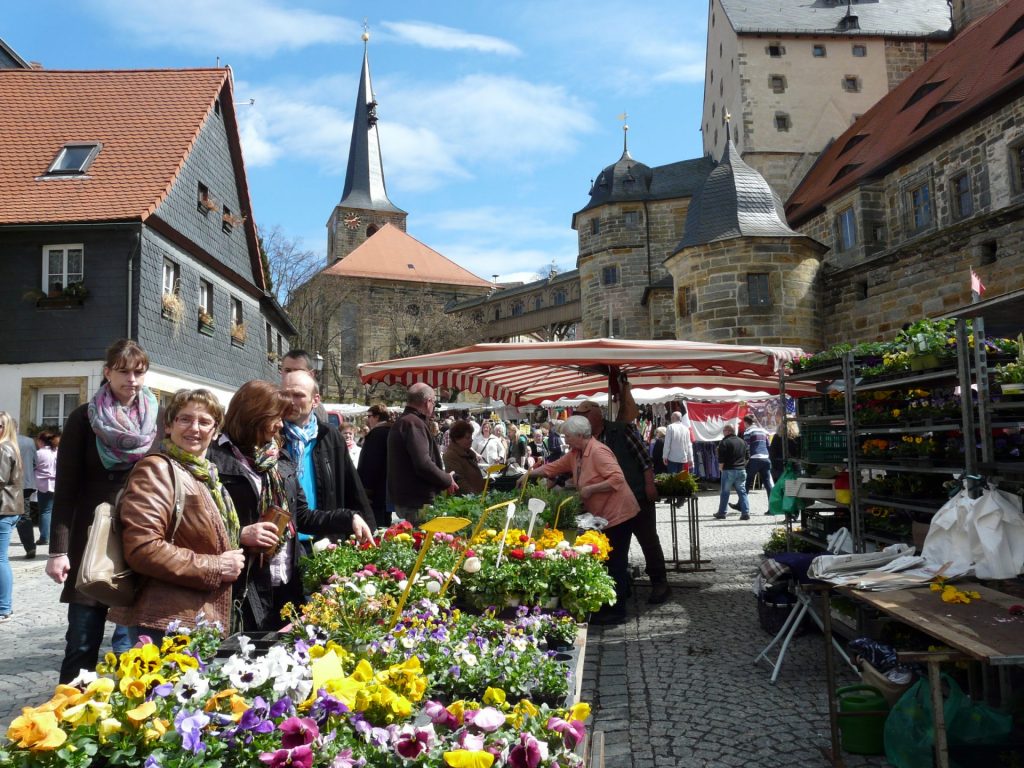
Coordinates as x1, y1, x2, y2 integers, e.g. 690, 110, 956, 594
110, 389, 244, 642
0, 411, 25, 622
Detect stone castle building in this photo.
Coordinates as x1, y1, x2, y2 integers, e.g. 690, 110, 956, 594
318, 1, 1022, 378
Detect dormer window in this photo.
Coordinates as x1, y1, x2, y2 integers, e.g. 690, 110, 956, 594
46, 143, 101, 175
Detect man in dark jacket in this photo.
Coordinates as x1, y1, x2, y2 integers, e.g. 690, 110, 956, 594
575, 401, 670, 605
387, 383, 457, 523
281, 370, 375, 532
713, 423, 750, 520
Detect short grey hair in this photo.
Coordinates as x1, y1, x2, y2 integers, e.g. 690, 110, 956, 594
492, 422, 506, 438
407, 382, 435, 405
560, 415, 592, 439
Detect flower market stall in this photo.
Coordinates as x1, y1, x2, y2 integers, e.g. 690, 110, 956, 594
2, 484, 609, 768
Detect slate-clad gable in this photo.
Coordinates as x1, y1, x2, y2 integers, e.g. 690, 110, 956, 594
718, 0, 951, 37
153, 105, 254, 284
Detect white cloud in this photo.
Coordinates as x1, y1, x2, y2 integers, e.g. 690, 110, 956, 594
236, 72, 594, 191
88, 0, 360, 56
381, 20, 520, 56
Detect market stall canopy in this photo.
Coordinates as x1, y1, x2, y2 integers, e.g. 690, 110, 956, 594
359, 338, 815, 406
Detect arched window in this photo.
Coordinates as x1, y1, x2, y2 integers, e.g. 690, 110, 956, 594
534, 296, 543, 311
494, 306, 501, 320
511, 301, 524, 317
553, 290, 567, 306
366, 224, 379, 237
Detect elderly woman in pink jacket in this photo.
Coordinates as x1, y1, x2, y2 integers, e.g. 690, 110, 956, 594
519, 415, 639, 624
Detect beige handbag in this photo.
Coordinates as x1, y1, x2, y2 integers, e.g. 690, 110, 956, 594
76, 456, 184, 607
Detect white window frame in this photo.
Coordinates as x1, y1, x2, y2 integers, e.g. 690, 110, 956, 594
199, 280, 213, 315
231, 297, 243, 325
162, 259, 179, 295
46, 142, 102, 175
41, 244, 84, 293
37, 388, 80, 429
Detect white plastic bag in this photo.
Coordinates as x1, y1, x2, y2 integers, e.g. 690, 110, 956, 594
921, 490, 975, 574
970, 488, 1024, 579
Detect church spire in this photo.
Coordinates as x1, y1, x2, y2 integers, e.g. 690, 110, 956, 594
338, 28, 404, 214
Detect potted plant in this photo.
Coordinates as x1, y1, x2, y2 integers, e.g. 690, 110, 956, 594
47, 282, 63, 298
161, 291, 185, 323
198, 309, 215, 334
230, 321, 247, 344
995, 334, 1024, 395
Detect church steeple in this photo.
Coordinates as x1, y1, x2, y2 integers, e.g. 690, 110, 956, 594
328, 28, 407, 264
339, 30, 404, 213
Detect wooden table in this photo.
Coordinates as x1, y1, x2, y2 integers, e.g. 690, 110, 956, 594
833, 582, 1024, 768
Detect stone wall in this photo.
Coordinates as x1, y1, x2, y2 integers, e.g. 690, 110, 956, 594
883, 39, 948, 92
327, 207, 407, 264
665, 237, 823, 349
575, 199, 689, 338
800, 93, 1024, 346
951, 0, 1010, 32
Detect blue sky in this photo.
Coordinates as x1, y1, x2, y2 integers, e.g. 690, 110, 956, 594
4, 0, 709, 284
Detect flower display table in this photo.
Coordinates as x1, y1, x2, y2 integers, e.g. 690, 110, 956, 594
662, 495, 713, 572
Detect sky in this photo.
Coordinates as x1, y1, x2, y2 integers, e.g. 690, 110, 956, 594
3, 0, 710, 286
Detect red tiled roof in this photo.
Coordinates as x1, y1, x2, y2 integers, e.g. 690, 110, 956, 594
0, 68, 228, 225
786, 0, 1024, 226
322, 223, 492, 288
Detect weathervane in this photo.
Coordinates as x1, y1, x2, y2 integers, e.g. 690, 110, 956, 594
618, 111, 629, 153
362, 18, 370, 43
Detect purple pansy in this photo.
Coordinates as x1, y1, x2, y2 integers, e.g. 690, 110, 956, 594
173, 709, 210, 753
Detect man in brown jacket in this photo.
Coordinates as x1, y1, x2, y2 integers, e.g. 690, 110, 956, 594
386, 383, 457, 523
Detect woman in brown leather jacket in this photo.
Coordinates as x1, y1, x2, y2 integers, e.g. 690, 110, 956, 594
110, 389, 247, 642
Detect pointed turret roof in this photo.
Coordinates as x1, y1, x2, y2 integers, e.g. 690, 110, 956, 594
675, 138, 802, 251
338, 34, 404, 215
322, 224, 491, 288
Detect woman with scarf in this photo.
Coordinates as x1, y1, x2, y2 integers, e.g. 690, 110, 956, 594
109, 389, 244, 642
46, 339, 160, 683
207, 380, 373, 632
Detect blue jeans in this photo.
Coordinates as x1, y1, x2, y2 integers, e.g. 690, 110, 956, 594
745, 458, 774, 495
59, 603, 133, 683
718, 468, 749, 516
666, 460, 686, 474
37, 492, 54, 543
0, 514, 18, 615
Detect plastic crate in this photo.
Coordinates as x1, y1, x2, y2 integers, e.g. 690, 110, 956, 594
801, 508, 850, 538
802, 426, 848, 463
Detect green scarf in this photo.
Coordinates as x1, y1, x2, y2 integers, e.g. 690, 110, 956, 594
251, 440, 289, 520
161, 439, 241, 548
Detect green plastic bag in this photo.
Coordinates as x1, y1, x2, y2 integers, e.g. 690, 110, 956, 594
884, 673, 1012, 768
768, 463, 804, 516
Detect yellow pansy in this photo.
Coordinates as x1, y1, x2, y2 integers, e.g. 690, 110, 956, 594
82, 677, 115, 703
165, 652, 199, 672
482, 688, 506, 707
7, 709, 68, 751
568, 702, 591, 721
514, 699, 538, 718
62, 700, 112, 727
351, 659, 375, 682
448, 700, 466, 724
119, 676, 148, 700
204, 688, 240, 713
98, 717, 123, 742
126, 700, 157, 727
144, 717, 168, 743
444, 750, 496, 768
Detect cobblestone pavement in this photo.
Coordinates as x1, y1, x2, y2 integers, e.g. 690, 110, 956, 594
2, 490, 891, 767
579, 488, 889, 768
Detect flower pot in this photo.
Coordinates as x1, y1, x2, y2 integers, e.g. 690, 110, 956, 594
506, 595, 522, 608
1001, 382, 1024, 396
909, 353, 943, 371
542, 596, 560, 610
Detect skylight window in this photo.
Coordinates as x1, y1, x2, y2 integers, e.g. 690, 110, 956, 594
46, 143, 101, 175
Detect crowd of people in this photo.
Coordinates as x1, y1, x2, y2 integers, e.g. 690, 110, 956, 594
0, 336, 794, 679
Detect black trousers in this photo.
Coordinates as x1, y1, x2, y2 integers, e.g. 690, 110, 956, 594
17, 490, 36, 552
630, 498, 667, 582
605, 517, 635, 607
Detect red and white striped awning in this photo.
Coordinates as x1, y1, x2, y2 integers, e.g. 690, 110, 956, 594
359, 338, 815, 406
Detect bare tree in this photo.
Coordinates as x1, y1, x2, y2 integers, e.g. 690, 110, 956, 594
261, 226, 321, 306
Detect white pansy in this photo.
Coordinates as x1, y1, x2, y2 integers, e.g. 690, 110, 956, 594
68, 670, 98, 688
174, 667, 211, 702
237, 635, 255, 657
460, 650, 479, 667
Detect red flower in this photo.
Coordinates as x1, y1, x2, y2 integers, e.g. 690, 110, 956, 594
519, 534, 529, 543
464, 549, 475, 558
509, 549, 526, 560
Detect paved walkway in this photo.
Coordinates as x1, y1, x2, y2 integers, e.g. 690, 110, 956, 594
580, 488, 887, 768
2, 491, 890, 767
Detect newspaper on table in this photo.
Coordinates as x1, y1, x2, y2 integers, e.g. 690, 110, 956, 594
809, 542, 971, 591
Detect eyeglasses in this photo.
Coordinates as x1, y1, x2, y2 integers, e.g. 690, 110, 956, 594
173, 415, 218, 431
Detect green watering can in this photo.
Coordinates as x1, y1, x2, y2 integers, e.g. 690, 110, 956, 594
836, 684, 889, 755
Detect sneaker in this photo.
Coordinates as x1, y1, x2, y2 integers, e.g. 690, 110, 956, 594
36, 538, 48, 545
711, 513, 727, 520
25, 549, 36, 560
0, 613, 12, 623
740, 515, 751, 521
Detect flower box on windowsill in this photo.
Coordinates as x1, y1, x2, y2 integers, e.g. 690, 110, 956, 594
230, 335, 245, 348
198, 320, 215, 336
36, 295, 84, 309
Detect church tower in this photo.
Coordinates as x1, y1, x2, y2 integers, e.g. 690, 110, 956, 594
327, 30, 407, 264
